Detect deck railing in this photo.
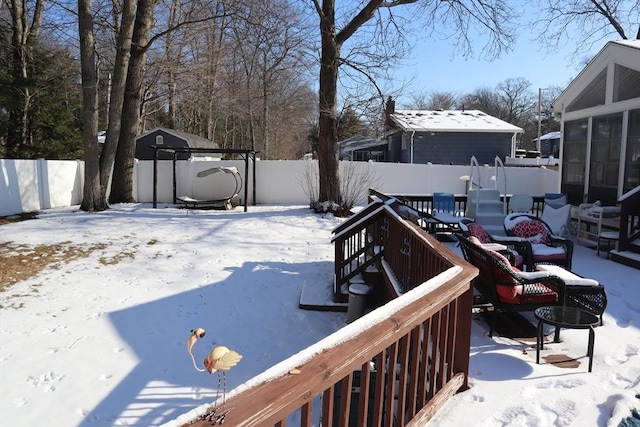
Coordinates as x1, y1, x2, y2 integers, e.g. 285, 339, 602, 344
618, 186, 640, 252
184, 204, 477, 427
368, 189, 547, 219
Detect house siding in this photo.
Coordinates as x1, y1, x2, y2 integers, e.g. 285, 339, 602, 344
410, 132, 512, 165
387, 133, 403, 162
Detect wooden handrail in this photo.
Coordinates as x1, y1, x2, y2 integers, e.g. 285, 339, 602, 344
180, 202, 478, 427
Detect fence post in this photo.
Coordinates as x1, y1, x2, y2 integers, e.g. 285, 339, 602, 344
36, 158, 49, 210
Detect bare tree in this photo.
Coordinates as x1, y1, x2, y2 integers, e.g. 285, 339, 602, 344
496, 77, 535, 125
311, 0, 518, 215
4, 0, 45, 157
408, 91, 459, 110
110, 0, 158, 203
459, 87, 503, 117
78, 0, 103, 211
109, 0, 229, 203
97, 0, 135, 208
533, 0, 640, 58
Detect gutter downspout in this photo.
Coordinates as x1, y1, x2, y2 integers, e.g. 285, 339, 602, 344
410, 130, 415, 164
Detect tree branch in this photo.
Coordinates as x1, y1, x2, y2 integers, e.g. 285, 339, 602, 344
337, 0, 417, 45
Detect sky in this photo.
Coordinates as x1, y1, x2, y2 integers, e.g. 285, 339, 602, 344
388, 2, 598, 108
0, 203, 639, 427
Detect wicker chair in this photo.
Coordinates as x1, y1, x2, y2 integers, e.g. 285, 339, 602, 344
503, 213, 574, 271
457, 234, 566, 337
458, 219, 530, 270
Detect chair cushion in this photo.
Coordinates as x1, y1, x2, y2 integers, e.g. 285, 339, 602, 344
495, 284, 558, 304
536, 265, 600, 287
468, 222, 491, 243
484, 247, 519, 286
541, 204, 571, 237
531, 243, 566, 256
512, 220, 549, 244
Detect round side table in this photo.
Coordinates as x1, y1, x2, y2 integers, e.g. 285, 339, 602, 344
534, 306, 600, 372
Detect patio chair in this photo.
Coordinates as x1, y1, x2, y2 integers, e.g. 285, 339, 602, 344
427, 192, 464, 235
456, 234, 566, 337
504, 213, 574, 270
540, 202, 572, 238
544, 193, 568, 208
458, 219, 528, 270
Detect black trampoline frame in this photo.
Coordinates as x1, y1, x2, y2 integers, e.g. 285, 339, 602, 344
151, 146, 257, 212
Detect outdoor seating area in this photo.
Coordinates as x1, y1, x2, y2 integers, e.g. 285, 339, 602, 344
456, 234, 567, 337
455, 232, 608, 337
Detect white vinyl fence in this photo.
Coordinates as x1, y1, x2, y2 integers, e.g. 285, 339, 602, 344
1, 158, 560, 217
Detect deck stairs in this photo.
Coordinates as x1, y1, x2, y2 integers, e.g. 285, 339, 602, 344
466, 189, 507, 236
464, 156, 507, 236
609, 242, 640, 269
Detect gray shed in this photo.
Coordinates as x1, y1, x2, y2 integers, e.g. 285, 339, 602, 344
135, 128, 220, 160
385, 106, 523, 165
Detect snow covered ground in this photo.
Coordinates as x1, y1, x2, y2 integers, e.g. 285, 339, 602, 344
0, 204, 638, 427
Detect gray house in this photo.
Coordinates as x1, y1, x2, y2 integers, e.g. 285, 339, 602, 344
135, 127, 220, 160
338, 135, 387, 161
385, 101, 523, 165
552, 40, 640, 205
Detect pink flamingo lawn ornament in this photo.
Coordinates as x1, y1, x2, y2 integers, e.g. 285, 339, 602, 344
187, 328, 243, 424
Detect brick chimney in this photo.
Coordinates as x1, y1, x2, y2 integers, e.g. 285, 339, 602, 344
385, 96, 395, 115
384, 96, 395, 131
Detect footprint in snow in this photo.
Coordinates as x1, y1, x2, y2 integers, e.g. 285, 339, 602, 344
26, 372, 64, 388
13, 397, 28, 407
463, 393, 485, 403
608, 367, 640, 390
604, 344, 638, 366
522, 378, 585, 399
483, 398, 577, 427
77, 408, 99, 422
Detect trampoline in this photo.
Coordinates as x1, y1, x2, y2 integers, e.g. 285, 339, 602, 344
152, 146, 256, 212
176, 166, 243, 210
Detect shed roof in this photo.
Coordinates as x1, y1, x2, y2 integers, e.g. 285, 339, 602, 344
389, 110, 523, 133
137, 127, 219, 150
338, 135, 387, 154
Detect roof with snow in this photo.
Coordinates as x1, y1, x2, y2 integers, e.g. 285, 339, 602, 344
338, 135, 386, 153
389, 110, 523, 133
532, 131, 561, 142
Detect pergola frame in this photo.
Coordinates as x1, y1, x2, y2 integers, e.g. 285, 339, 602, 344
151, 146, 257, 212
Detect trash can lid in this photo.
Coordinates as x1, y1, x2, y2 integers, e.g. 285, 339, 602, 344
349, 283, 370, 295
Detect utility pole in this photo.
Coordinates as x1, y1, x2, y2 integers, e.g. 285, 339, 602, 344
537, 88, 549, 153
537, 88, 543, 153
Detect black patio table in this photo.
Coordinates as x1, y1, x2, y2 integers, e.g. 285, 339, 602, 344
535, 306, 600, 372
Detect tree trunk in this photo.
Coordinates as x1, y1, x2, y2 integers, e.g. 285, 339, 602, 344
110, 0, 157, 203
99, 0, 136, 204
78, 0, 104, 211
6, 0, 45, 158
317, 0, 342, 209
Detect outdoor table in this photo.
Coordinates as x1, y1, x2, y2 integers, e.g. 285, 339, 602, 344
535, 306, 600, 372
